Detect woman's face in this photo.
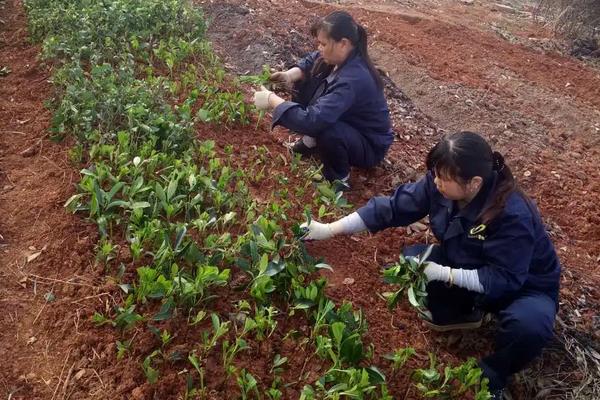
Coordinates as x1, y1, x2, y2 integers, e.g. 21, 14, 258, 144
316, 30, 352, 66
434, 171, 482, 202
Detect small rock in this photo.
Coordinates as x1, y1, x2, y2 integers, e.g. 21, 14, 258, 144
25, 373, 37, 380
575, 171, 587, 181
343, 277, 355, 285
523, 170, 531, 177
27, 336, 37, 345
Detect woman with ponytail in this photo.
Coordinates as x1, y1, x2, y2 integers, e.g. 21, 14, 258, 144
300, 132, 561, 398
253, 11, 392, 188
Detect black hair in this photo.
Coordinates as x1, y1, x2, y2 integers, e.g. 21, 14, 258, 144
425, 131, 523, 225
310, 11, 383, 88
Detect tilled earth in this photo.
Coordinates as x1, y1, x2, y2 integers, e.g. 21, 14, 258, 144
1, 0, 599, 398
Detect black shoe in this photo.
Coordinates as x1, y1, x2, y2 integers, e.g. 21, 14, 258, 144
418, 308, 484, 332
290, 139, 317, 157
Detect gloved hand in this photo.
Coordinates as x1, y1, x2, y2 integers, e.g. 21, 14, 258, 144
299, 220, 335, 241
269, 71, 294, 89
253, 85, 273, 110
423, 261, 451, 283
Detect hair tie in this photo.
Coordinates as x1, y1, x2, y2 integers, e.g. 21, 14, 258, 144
492, 151, 505, 172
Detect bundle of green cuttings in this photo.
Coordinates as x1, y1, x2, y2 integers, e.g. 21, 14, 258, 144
382, 244, 433, 310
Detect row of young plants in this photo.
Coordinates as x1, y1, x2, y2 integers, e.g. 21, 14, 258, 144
24, 0, 491, 398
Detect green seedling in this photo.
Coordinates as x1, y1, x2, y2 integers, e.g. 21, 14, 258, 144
116, 339, 132, 360
160, 329, 173, 347
270, 354, 288, 375
92, 296, 143, 330
412, 354, 491, 399
142, 350, 160, 384
222, 337, 249, 377
312, 181, 352, 219
384, 347, 416, 372
255, 305, 278, 340
187, 352, 207, 397
189, 310, 207, 326
202, 313, 230, 354
301, 366, 387, 400
237, 369, 260, 400
382, 245, 433, 310
239, 64, 272, 87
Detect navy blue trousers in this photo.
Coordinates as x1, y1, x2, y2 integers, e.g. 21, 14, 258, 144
291, 79, 386, 181
404, 244, 556, 391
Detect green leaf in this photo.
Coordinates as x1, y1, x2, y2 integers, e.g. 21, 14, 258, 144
265, 261, 285, 277
174, 225, 187, 251
167, 177, 178, 200
407, 286, 420, 308
366, 366, 386, 384
331, 322, 345, 348
273, 354, 288, 369
258, 253, 269, 274
106, 200, 129, 210
130, 201, 151, 209
197, 108, 210, 122
155, 182, 166, 203
107, 181, 125, 202
152, 297, 174, 321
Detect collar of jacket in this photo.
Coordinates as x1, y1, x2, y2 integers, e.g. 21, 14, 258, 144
437, 172, 498, 241
325, 49, 361, 84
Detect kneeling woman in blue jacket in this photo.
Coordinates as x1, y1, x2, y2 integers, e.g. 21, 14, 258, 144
301, 132, 560, 398
253, 11, 393, 186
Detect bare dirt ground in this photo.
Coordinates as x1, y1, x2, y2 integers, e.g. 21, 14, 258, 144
1, 0, 599, 398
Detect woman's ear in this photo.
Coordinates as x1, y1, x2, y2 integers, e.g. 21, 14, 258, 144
469, 176, 483, 193
339, 37, 352, 49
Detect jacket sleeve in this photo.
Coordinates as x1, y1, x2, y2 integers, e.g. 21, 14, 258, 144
271, 80, 355, 136
356, 174, 433, 233
295, 51, 320, 73
477, 213, 534, 302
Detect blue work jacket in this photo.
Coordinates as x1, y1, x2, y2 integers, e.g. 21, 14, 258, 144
357, 172, 561, 305
272, 51, 393, 150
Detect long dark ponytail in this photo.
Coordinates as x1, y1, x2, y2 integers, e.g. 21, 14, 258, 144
425, 132, 524, 225
310, 11, 383, 88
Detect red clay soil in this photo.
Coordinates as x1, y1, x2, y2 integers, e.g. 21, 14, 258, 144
2, 0, 600, 399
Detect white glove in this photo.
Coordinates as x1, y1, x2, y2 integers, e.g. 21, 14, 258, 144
253, 85, 273, 110
299, 213, 368, 241
423, 261, 451, 283
299, 220, 335, 241
422, 261, 485, 293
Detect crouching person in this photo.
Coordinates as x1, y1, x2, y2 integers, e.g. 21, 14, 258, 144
253, 11, 393, 188
300, 131, 561, 398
